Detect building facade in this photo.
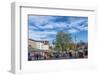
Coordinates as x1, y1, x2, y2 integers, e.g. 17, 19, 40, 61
28, 39, 49, 51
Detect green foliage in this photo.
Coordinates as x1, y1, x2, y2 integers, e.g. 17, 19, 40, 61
55, 31, 72, 51
67, 43, 76, 50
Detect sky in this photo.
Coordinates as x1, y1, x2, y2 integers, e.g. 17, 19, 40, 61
28, 15, 88, 44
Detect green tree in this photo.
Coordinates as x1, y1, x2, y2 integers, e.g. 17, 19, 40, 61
67, 43, 76, 50
55, 31, 72, 52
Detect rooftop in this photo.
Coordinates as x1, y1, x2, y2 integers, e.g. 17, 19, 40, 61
28, 39, 49, 44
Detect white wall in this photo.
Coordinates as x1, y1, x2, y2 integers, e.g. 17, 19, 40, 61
0, 0, 100, 76
43, 45, 49, 50
36, 42, 42, 50
36, 42, 49, 50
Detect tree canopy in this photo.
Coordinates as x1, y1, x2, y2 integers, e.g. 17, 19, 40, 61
55, 31, 72, 52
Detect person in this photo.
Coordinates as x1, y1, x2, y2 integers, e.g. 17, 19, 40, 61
34, 52, 40, 60
84, 49, 88, 56
78, 49, 84, 58
28, 52, 32, 61
69, 50, 73, 58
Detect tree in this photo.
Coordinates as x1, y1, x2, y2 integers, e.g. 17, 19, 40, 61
55, 31, 72, 52
67, 43, 76, 50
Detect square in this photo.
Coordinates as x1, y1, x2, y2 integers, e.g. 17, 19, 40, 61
28, 15, 88, 61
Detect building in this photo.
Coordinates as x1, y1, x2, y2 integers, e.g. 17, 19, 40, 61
28, 39, 49, 51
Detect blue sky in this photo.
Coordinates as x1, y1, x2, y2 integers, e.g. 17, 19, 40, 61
28, 15, 88, 43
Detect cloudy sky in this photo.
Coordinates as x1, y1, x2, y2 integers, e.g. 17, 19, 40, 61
28, 15, 88, 43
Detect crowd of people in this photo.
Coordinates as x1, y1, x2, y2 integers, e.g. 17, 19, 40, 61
28, 48, 88, 61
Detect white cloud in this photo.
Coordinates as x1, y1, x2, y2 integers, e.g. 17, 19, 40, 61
29, 16, 87, 33
68, 29, 79, 33
29, 30, 57, 40
36, 22, 68, 30
28, 16, 88, 42
29, 16, 53, 26
29, 31, 47, 40
28, 26, 38, 30
68, 19, 88, 32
